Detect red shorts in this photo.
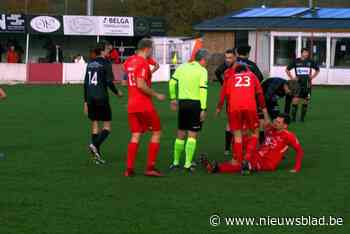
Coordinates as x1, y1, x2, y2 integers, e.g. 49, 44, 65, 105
227, 110, 259, 131
128, 110, 161, 133
250, 151, 277, 172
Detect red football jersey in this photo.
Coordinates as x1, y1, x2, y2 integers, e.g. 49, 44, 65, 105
147, 57, 157, 66
259, 124, 304, 171
217, 68, 265, 113
124, 54, 154, 113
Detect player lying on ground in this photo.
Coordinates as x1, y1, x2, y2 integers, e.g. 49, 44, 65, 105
124, 38, 166, 177
216, 64, 269, 167
169, 49, 209, 172
0, 88, 6, 100
200, 113, 304, 174
84, 42, 123, 164
215, 49, 237, 157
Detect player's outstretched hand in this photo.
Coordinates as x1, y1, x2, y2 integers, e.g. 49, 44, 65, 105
156, 93, 166, 101
170, 100, 177, 112
84, 102, 88, 115
289, 169, 298, 173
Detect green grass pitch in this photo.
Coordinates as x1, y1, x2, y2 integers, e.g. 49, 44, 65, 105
0, 83, 349, 234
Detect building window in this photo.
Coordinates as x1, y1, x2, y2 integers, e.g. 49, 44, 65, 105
331, 38, 350, 68
274, 36, 297, 66
302, 37, 327, 67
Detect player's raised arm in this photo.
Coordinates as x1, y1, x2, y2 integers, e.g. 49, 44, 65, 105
287, 133, 304, 173
0, 88, 7, 100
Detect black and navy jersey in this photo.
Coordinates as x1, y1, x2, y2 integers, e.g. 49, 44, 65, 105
262, 77, 288, 103
215, 62, 232, 86
237, 57, 264, 82
287, 58, 319, 86
84, 57, 116, 104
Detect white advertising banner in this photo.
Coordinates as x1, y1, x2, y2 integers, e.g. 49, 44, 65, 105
63, 15, 99, 36
98, 16, 133, 36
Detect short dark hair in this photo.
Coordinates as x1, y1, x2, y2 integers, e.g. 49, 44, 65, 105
277, 113, 291, 125
301, 48, 310, 53
94, 42, 106, 56
225, 48, 235, 54
194, 48, 210, 62
237, 45, 251, 55
137, 38, 153, 50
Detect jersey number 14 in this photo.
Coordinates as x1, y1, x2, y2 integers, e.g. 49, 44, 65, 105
88, 71, 98, 86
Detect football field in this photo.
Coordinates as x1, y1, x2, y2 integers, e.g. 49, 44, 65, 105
0, 83, 349, 234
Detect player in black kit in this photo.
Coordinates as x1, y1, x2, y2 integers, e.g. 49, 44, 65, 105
286, 48, 320, 122
84, 42, 123, 164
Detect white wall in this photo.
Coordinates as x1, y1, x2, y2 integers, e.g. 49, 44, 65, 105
0, 63, 26, 84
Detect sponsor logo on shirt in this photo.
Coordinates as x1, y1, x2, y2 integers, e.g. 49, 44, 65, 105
296, 67, 311, 76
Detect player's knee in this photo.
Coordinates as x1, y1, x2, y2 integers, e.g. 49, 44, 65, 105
130, 133, 142, 143
188, 131, 198, 139
177, 130, 186, 140
151, 131, 161, 142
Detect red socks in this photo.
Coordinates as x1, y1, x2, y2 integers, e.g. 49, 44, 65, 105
147, 142, 160, 171
233, 142, 243, 163
245, 136, 258, 162
218, 162, 241, 173
126, 143, 139, 170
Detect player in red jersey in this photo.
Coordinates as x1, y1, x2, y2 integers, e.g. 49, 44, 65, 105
123, 38, 166, 177
216, 64, 268, 171
147, 57, 160, 74
200, 113, 304, 174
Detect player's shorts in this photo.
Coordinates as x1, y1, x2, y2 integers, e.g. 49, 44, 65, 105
249, 151, 277, 172
178, 100, 202, 132
87, 101, 111, 121
289, 79, 311, 99
227, 110, 259, 131
128, 109, 161, 133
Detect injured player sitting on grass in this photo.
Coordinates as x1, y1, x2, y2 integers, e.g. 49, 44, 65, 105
200, 113, 304, 175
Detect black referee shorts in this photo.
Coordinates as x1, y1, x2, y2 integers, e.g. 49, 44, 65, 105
87, 100, 112, 122
178, 100, 202, 132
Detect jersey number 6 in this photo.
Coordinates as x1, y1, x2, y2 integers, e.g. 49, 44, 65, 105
234, 76, 251, 87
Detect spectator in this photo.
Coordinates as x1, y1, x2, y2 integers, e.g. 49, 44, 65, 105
7, 45, 19, 63
74, 54, 86, 64
48, 44, 63, 63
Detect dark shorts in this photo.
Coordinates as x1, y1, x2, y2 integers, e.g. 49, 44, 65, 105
178, 100, 202, 132
88, 101, 112, 121
289, 79, 311, 99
